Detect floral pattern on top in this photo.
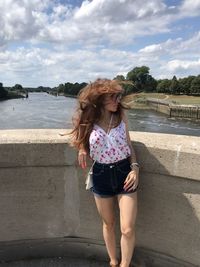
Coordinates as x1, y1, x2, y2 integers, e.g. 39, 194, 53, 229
89, 120, 131, 163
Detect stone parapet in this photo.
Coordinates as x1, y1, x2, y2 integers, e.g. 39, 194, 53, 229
0, 130, 199, 266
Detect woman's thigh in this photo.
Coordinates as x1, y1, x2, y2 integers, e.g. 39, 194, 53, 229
94, 196, 116, 224
117, 193, 137, 230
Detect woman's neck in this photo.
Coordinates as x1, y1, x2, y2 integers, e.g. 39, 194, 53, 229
100, 110, 112, 124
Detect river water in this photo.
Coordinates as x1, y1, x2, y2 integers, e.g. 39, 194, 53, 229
0, 92, 199, 136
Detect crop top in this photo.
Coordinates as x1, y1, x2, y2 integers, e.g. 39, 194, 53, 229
89, 120, 131, 164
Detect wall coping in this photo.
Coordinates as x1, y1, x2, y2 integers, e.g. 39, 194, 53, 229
0, 129, 199, 151
0, 129, 199, 181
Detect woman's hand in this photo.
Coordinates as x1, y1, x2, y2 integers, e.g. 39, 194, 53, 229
123, 167, 139, 192
78, 150, 87, 169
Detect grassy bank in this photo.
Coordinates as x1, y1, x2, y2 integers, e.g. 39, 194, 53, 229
123, 93, 200, 108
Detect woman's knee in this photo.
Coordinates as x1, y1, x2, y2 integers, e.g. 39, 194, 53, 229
121, 226, 135, 238
103, 220, 115, 231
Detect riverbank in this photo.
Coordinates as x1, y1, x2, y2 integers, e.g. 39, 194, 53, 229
123, 93, 200, 121
0, 91, 26, 101
123, 92, 200, 105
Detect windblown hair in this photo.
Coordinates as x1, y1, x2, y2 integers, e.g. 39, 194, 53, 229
70, 78, 125, 153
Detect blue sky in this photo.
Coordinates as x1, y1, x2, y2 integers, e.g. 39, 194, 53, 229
0, 0, 200, 87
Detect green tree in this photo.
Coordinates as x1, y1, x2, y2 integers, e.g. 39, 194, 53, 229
179, 76, 195, 95
156, 79, 171, 93
63, 82, 87, 96
122, 83, 137, 95
57, 83, 65, 94
73, 82, 82, 95
169, 76, 180, 94
143, 75, 157, 92
64, 82, 74, 95
126, 66, 149, 81
126, 66, 155, 91
0, 83, 8, 98
190, 75, 200, 94
114, 75, 125, 81
13, 84, 23, 91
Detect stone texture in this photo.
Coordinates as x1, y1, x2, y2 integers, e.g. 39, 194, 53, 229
0, 129, 199, 267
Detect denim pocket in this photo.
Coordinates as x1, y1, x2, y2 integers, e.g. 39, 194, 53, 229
93, 164, 104, 176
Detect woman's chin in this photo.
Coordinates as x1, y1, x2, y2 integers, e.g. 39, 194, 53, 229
105, 105, 118, 112
108, 108, 117, 112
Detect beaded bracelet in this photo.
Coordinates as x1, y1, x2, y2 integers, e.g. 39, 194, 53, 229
130, 162, 140, 169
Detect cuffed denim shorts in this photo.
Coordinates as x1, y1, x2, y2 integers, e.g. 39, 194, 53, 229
91, 158, 138, 198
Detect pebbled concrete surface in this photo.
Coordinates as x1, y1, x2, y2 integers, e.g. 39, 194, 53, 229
0, 257, 110, 267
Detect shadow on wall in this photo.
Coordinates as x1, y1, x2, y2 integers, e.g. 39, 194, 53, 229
131, 141, 200, 266
74, 140, 200, 266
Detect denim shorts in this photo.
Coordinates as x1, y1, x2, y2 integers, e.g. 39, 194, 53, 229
91, 158, 138, 198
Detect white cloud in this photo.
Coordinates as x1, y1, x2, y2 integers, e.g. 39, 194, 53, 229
137, 31, 200, 79
0, 0, 174, 46
0, 0, 45, 45
0, 0, 199, 47
74, 0, 166, 21
0, 0, 200, 86
179, 0, 200, 17
177, 32, 200, 56
139, 31, 200, 61
139, 44, 163, 54
166, 59, 200, 72
0, 46, 128, 86
68, 0, 171, 45
139, 38, 184, 57
1, 28, 200, 87
0, 44, 151, 87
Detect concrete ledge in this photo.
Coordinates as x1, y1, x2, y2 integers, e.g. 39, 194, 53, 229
0, 129, 71, 144
0, 130, 199, 180
0, 130, 200, 266
130, 131, 200, 181
0, 129, 75, 168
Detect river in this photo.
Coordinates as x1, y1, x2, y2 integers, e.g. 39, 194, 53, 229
0, 92, 199, 136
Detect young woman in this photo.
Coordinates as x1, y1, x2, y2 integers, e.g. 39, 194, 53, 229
71, 78, 139, 267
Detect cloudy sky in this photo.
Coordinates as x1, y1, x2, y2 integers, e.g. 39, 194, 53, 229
0, 0, 200, 87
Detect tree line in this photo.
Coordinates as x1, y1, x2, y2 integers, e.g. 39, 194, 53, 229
52, 66, 200, 96
1, 66, 200, 100
0, 83, 29, 100
114, 66, 200, 95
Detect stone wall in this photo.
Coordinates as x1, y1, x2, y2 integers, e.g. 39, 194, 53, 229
0, 129, 199, 266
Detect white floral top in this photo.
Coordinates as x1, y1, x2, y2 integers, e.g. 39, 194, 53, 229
89, 120, 131, 163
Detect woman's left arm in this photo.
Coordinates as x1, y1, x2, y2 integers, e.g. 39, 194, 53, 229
122, 111, 139, 192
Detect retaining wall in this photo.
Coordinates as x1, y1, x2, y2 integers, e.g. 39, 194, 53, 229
0, 129, 199, 266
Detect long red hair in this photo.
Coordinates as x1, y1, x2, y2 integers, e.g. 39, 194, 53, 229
70, 78, 125, 153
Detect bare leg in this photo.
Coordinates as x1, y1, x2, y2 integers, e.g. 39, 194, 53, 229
118, 192, 137, 267
94, 196, 118, 266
